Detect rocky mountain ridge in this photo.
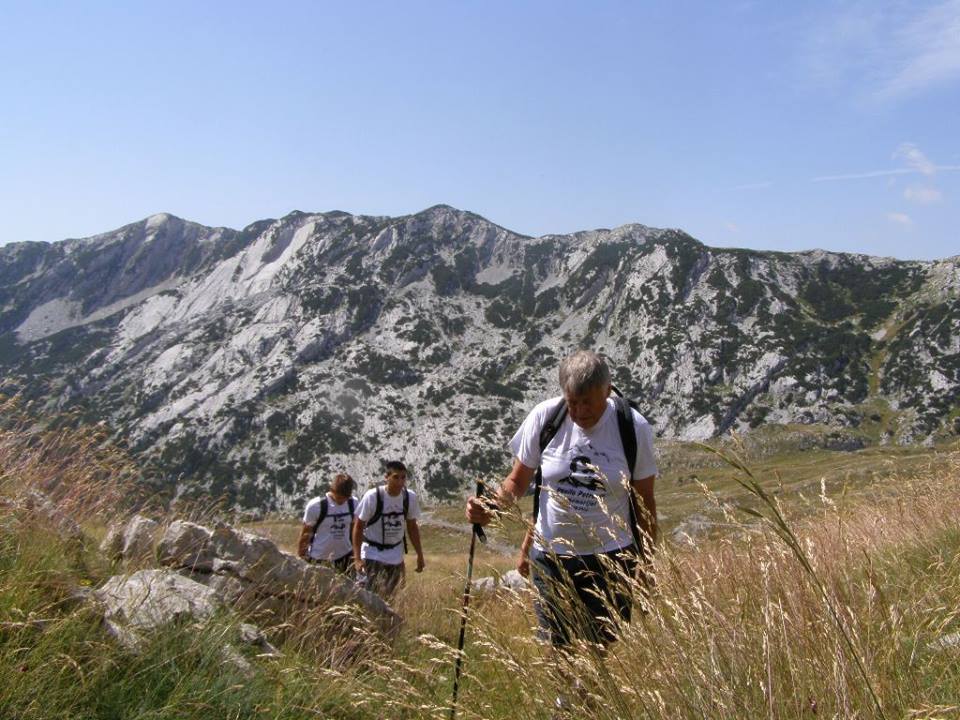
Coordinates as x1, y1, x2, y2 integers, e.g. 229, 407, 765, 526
1, 205, 958, 508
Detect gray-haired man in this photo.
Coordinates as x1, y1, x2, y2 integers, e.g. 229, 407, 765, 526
466, 350, 658, 648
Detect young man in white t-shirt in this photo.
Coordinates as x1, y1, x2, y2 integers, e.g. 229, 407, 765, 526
465, 350, 658, 648
352, 461, 425, 599
297, 473, 359, 573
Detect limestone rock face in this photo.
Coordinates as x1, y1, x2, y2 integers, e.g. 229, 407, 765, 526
121, 514, 160, 563
158, 520, 215, 572
2, 206, 958, 507
100, 521, 125, 559
95, 569, 220, 647
111, 514, 399, 630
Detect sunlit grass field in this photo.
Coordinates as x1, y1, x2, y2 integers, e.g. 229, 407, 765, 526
2, 400, 959, 719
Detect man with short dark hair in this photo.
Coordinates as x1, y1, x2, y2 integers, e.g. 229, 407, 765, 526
353, 461, 425, 599
298, 473, 358, 573
466, 350, 658, 648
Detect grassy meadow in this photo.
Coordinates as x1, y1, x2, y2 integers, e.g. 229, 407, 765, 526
1, 402, 959, 719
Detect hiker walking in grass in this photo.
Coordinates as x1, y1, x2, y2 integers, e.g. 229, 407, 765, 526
353, 460, 425, 599
466, 350, 658, 649
297, 473, 359, 573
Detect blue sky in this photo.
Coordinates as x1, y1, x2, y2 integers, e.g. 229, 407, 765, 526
1, 1, 958, 259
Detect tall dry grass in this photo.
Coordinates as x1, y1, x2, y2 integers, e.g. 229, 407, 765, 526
0, 395, 153, 521
1, 396, 958, 718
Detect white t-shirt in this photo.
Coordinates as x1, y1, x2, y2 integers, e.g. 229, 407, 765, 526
510, 396, 658, 556
302, 493, 358, 561
357, 486, 421, 566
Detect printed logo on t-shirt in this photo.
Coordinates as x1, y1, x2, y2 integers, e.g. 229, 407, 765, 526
329, 514, 349, 539
561, 455, 606, 493
550, 442, 613, 514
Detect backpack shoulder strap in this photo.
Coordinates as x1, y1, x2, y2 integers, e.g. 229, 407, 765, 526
532, 398, 568, 525
308, 497, 329, 548
368, 487, 383, 526
612, 388, 645, 553
402, 489, 410, 555
612, 394, 637, 477
348, 497, 355, 518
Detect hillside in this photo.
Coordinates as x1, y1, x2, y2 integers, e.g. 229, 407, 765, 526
1, 206, 958, 508
2, 399, 959, 719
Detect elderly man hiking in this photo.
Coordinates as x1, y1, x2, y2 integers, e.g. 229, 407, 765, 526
353, 460, 426, 600
465, 350, 658, 652
298, 472, 358, 573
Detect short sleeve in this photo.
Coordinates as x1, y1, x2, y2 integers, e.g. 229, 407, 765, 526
302, 497, 322, 525
406, 490, 422, 521
356, 489, 377, 522
632, 412, 659, 480
509, 398, 561, 469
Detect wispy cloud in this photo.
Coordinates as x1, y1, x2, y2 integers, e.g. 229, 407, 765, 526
887, 212, 913, 228
814, 142, 960, 182
894, 142, 936, 175
877, 0, 960, 99
730, 181, 773, 191
904, 186, 943, 204
814, 168, 915, 182
802, 0, 960, 101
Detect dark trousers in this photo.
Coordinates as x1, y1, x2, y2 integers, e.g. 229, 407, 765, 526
362, 558, 405, 599
531, 545, 638, 646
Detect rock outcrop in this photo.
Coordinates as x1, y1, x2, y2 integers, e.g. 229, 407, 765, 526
2, 206, 958, 508
107, 514, 399, 631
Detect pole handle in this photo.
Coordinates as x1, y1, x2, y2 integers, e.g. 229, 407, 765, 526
474, 480, 487, 544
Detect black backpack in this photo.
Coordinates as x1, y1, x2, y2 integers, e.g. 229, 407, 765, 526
308, 496, 356, 549
531, 386, 646, 553
362, 486, 410, 553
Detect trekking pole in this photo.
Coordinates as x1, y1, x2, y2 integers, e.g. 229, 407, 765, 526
450, 481, 487, 720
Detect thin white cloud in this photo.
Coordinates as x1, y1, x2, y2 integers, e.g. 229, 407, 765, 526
814, 142, 960, 182
814, 168, 916, 182
877, 0, 960, 99
887, 212, 913, 227
894, 142, 936, 175
730, 181, 773, 191
904, 186, 943, 204
802, 1, 960, 101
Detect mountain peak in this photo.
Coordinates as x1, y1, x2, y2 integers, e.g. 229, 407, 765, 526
145, 212, 178, 228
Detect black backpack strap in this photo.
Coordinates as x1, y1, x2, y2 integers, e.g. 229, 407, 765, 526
363, 537, 404, 551
612, 393, 638, 475
362, 487, 382, 547
362, 486, 408, 550
308, 497, 329, 549
348, 497, 355, 518
367, 486, 383, 526
402, 489, 409, 554
532, 399, 568, 526
612, 391, 645, 554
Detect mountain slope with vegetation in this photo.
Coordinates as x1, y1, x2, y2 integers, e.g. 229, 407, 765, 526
1, 206, 958, 507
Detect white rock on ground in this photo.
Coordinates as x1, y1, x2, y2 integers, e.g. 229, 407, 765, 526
472, 569, 529, 592
120, 514, 400, 630
95, 569, 221, 649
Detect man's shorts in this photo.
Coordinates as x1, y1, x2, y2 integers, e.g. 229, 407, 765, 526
530, 545, 638, 646
362, 558, 405, 599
